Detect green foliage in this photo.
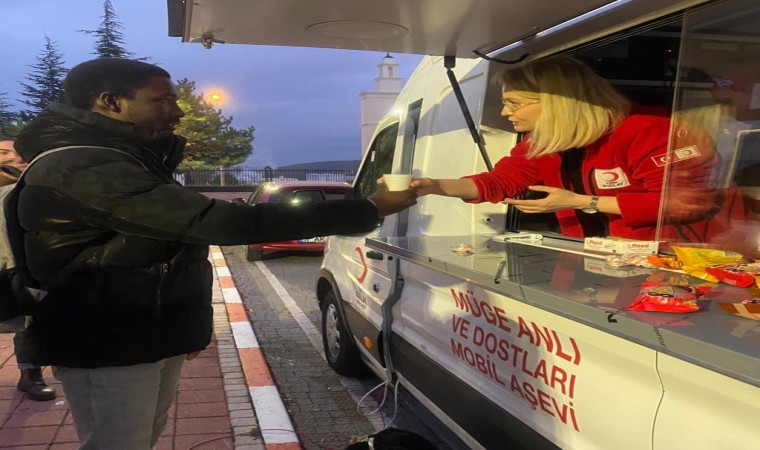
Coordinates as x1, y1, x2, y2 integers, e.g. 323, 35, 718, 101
0, 120, 29, 138
19, 35, 67, 117
0, 92, 17, 124
80, 0, 137, 59
0, 91, 30, 136
175, 79, 255, 172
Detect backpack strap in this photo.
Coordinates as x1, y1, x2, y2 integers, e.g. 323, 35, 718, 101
19, 145, 148, 182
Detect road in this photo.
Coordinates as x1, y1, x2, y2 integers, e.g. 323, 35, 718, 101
219, 245, 460, 450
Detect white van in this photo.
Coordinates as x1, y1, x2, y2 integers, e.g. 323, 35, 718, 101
170, 1, 760, 448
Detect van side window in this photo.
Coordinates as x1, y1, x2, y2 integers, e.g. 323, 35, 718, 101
355, 123, 400, 199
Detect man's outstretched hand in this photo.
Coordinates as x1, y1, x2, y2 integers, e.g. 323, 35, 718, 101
368, 181, 417, 217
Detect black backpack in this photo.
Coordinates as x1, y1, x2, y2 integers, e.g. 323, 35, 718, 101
1, 146, 131, 330
0, 177, 37, 328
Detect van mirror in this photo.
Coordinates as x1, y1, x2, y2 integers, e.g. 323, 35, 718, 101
231, 197, 246, 205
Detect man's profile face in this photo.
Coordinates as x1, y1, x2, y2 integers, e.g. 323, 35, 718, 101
116, 76, 185, 132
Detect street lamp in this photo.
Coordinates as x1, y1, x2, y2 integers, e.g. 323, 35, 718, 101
205, 87, 227, 105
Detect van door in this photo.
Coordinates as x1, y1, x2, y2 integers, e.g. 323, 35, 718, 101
332, 122, 403, 360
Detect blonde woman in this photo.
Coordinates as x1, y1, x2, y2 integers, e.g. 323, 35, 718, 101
411, 55, 712, 239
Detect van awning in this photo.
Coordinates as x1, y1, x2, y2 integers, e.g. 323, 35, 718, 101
167, 0, 709, 58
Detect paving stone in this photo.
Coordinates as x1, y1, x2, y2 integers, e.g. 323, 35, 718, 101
176, 417, 232, 435
229, 409, 255, 419
174, 433, 234, 449
177, 401, 230, 418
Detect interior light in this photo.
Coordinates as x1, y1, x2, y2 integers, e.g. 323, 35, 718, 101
535, 0, 633, 38
487, 0, 633, 58
486, 41, 525, 58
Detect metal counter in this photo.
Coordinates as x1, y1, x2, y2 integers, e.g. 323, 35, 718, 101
366, 235, 760, 387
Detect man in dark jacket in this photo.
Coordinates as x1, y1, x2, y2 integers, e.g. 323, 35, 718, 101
13, 58, 416, 450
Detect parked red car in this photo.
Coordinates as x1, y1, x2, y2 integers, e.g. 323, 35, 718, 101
235, 181, 353, 260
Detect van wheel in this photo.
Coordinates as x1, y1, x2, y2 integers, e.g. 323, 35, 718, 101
247, 248, 264, 261
321, 291, 367, 375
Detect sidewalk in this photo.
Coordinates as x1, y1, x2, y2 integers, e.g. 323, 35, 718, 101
0, 246, 297, 450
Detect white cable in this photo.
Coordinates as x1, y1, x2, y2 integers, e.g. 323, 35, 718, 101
356, 379, 390, 417
380, 380, 400, 431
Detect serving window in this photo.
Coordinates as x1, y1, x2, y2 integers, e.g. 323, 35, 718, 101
658, 0, 760, 258
483, 0, 760, 257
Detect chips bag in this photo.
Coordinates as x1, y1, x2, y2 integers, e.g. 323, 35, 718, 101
647, 255, 682, 270
704, 263, 760, 288
671, 246, 743, 283
627, 282, 710, 313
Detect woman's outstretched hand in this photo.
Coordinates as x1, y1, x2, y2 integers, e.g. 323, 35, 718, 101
409, 177, 436, 196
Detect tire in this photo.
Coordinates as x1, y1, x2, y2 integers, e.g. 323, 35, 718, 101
247, 247, 264, 261
321, 290, 367, 375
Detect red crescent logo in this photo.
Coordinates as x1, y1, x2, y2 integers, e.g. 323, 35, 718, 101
354, 247, 368, 283
602, 171, 619, 182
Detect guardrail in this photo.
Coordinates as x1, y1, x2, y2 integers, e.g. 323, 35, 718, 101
174, 168, 357, 187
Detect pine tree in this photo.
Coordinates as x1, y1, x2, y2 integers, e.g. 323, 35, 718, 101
0, 92, 16, 124
19, 35, 67, 117
174, 79, 255, 171
0, 92, 20, 136
80, 0, 137, 59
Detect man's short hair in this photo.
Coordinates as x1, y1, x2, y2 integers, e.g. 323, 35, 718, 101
64, 58, 172, 110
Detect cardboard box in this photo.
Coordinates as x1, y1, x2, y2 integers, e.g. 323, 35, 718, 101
583, 236, 659, 254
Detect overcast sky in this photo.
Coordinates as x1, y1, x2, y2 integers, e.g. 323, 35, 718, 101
0, 0, 422, 167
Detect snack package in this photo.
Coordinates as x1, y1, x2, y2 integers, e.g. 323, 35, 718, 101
718, 301, 760, 321
606, 253, 656, 268
626, 282, 710, 313
451, 243, 474, 255
671, 246, 743, 282
647, 255, 682, 270
704, 263, 760, 288
645, 272, 694, 286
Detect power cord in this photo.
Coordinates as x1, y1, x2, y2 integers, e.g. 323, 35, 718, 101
187, 381, 403, 450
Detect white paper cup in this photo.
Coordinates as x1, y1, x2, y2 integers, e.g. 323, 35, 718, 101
383, 174, 412, 191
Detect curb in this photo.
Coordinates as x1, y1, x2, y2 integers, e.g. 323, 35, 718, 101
210, 246, 302, 450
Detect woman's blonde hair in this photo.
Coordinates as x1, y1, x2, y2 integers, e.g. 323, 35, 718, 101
501, 55, 631, 157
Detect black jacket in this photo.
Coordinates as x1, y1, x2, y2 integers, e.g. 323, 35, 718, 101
14, 103, 379, 368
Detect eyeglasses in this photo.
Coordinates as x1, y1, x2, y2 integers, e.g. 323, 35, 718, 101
501, 98, 539, 112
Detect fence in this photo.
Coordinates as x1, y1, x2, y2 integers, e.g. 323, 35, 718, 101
174, 167, 357, 187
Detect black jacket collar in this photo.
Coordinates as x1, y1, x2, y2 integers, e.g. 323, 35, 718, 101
16, 103, 186, 173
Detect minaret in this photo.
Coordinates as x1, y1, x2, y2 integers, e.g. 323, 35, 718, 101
359, 53, 403, 156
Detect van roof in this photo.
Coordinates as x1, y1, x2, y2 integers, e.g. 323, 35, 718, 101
167, 0, 708, 58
